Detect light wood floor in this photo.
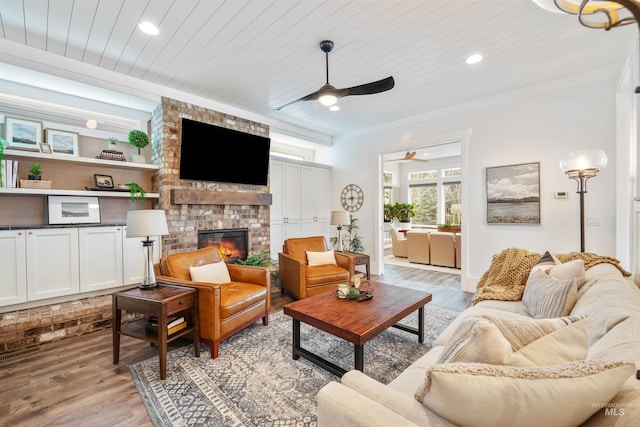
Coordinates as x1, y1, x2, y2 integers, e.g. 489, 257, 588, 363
0, 264, 470, 426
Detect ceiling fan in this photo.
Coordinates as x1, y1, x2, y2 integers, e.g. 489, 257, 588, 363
385, 151, 429, 162
274, 40, 395, 110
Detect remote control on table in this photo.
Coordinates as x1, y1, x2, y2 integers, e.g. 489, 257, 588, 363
356, 294, 373, 302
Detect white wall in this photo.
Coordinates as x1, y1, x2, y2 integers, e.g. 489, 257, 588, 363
318, 76, 619, 292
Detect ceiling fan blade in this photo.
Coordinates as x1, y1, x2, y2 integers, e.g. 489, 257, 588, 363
274, 91, 321, 111
410, 158, 429, 162
343, 76, 395, 97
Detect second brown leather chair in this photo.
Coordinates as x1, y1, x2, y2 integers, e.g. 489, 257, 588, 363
279, 236, 354, 299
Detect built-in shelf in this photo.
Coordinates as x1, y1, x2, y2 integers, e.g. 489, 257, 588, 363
3, 149, 159, 171
0, 187, 159, 198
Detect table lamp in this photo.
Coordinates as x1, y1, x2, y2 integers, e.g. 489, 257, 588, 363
330, 210, 350, 252
126, 209, 169, 289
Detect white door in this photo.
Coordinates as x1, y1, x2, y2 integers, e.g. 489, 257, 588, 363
79, 226, 123, 292
0, 230, 27, 306
26, 228, 79, 301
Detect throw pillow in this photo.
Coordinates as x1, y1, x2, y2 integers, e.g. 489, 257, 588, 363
549, 259, 587, 289
529, 250, 559, 274
415, 360, 636, 427
523, 269, 577, 318
189, 260, 231, 284
437, 315, 590, 366
306, 250, 337, 266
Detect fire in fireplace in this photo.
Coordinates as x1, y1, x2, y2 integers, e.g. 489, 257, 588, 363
197, 228, 248, 263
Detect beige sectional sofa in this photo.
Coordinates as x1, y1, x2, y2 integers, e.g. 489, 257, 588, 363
317, 261, 640, 426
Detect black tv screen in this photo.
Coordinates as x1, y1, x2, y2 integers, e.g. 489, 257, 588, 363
179, 118, 271, 185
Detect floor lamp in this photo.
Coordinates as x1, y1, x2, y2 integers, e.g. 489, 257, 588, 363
560, 150, 607, 252
330, 210, 350, 252
126, 209, 169, 289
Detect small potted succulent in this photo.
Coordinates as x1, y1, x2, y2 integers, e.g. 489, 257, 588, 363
28, 162, 42, 180
127, 130, 149, 163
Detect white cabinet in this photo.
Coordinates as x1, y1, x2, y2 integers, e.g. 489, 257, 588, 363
123, 227, 161, 285
0, 230, 27, 306
26, 228, 80, 301
270, 160, 330, 258
300, 166, 330, 237
79, 227, 124, 292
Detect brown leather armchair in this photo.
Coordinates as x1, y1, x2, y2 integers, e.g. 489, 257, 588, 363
278, 236, 354, 299
155, 247, 270, 359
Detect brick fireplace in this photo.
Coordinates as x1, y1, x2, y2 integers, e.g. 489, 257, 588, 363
151, 97, 271, 258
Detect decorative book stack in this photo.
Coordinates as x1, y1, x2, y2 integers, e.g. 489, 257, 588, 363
145, 316, 187, 335
1, 159, 18, 188
96, 150, 127, 161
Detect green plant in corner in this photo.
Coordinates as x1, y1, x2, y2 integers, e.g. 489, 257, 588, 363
127, 130, 149, 155
125, 182, 146, 204
330, 214, 365, 253
0, 136, 8, 185
236, 249, 273, 267
108, 136, 118, 145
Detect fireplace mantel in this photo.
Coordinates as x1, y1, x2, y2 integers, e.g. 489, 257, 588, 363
171, 189, 272, 206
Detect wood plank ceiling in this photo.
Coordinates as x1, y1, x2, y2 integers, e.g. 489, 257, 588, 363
0, 0, 635, 137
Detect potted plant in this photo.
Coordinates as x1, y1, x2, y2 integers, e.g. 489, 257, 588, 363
125, 182, 146, 204
394, 202, 416, 229
437, 221, 461, 233
236, 249, 273, 267
107, 136, 118, 150
127, 130, 149, 163
383, 204, 394, 222
28, 163, 42, 180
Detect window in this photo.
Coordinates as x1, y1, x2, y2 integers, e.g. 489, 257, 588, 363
383, 172, 393, 185
383, 187, 393, 205
444, 182, 461, 224
409, 170, 437, 180
442, 167, 461, 177
410, 184, 437, 225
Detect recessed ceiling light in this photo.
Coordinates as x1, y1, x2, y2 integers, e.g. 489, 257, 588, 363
329, 105, 340, 111
465, 54, 483, 64
138, 21, 159, 36
86, 119, 98, 129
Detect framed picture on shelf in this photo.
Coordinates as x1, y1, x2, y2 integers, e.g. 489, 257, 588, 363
45, 129, 78, 156
39, 143, 52, 154
486, 162, 540, 224
48, 196, 101, 225
5, 117, 42, 151
93, 174, 114, 189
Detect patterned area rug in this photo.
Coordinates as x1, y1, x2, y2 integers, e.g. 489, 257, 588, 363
129, 304, 459, 426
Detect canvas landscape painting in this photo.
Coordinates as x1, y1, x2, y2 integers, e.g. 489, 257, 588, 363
486, 162, 540, 224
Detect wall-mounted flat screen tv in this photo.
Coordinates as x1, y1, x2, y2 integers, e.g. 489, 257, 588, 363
179, 118, 271, 185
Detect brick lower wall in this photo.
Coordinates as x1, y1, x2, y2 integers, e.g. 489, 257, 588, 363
0, 295, 138, 355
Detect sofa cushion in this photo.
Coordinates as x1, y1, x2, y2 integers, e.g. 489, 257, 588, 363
523, 269, 577, 318
189, 260, 231, 284
437, 315, 590, 366
415, 360, 636, 427
306, 250, 337, 266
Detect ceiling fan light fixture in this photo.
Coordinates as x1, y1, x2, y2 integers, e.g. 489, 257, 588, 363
138, 21, 159, 35
319, 94, 338, 106
465, 54, 483, 64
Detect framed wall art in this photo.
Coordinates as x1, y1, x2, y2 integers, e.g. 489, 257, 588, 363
93, 174, 114, 189
39, 143, 52, 154
486, 162, 540, 224
45, 129, 78, 156
48, 196, 101, 224
5, 117, 42, 151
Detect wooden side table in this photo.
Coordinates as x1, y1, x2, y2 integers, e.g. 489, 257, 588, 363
112, 284, 200, 380
343, 251, 370, 279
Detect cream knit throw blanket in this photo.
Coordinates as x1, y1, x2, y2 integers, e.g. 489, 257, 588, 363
472, 248, 631, 305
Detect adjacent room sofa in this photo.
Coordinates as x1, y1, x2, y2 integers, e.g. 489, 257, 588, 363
317, 250, 640, 426
155, 247, 271, 359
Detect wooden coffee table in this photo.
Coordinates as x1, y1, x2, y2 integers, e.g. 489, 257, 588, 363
283, 282, 432, 376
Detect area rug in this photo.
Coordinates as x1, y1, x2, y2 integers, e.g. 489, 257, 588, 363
129, 304, 459, 427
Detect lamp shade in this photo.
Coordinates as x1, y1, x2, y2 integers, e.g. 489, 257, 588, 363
126, 210, 169, 237
559, 150, 608, 172
330, 210, 350, 226
532, 0, 623, 15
